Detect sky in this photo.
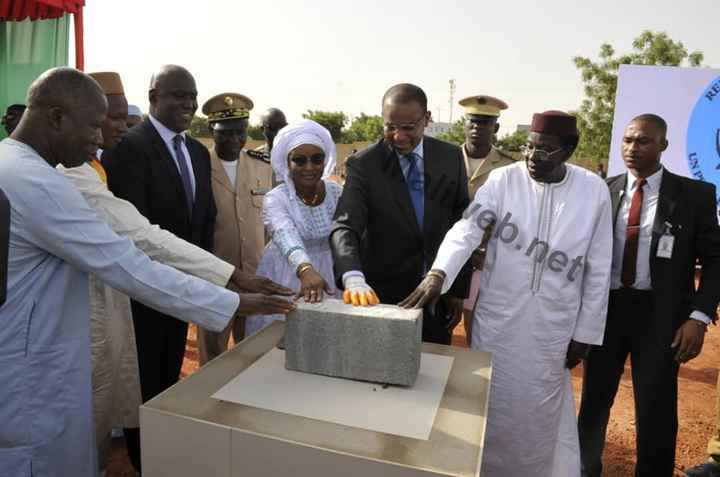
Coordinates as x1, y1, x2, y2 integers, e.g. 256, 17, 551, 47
77, 0, 720, 136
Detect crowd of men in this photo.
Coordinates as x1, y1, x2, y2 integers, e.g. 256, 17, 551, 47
0, 64, 719, 477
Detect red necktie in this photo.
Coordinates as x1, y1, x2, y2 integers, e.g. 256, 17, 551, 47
621, 178, 646, 287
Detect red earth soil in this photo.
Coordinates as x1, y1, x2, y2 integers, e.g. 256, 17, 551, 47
107, 323, 719, 476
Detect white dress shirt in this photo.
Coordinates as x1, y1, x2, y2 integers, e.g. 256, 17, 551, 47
611, 167, 709, 324
148, 114, 196, 197
611, 167, 662, 290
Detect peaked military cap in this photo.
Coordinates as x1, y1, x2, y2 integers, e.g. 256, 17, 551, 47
459, 95, 508, 117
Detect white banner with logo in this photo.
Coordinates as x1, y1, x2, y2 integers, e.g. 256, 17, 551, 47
609, 65, 720, 209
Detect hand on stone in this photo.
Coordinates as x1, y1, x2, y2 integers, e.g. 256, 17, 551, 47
298, 267, 331, 303
342, 274, 380, 306
565, 340, 591, 369
231, 269, 294, 296
236, 293, 296, 316
398, 270, 445, 309
671, 319, 706, 363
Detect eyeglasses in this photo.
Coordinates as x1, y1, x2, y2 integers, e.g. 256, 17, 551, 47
520, 144, 565, 161
383, 114, 426, 133
290, 153, 325, 167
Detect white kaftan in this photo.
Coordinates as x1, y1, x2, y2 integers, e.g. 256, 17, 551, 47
58, 162, 235, 463
432, 162, 612, 477
0, 139, 238, 477
245, 180, 342, 336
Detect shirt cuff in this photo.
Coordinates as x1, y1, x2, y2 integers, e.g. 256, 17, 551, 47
287, 248, 312, 271
217, 262, 235, 287
690, 310, 711, 325
342, 270, 365, 288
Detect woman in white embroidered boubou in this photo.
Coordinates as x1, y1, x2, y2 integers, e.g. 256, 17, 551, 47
245, 120, 341, 335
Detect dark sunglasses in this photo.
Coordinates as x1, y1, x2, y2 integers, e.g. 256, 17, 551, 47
290, 153, 325, 167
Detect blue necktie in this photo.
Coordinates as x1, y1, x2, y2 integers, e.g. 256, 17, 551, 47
172, 135, 195, 216
405, 152, 424, 229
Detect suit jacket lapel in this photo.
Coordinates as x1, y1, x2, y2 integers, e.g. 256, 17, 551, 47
609, 174, 626, 229
384, 144, 421, 234
422, 138, 441, 236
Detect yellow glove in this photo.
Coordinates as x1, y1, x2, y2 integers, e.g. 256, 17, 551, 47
342, 274, 380, 306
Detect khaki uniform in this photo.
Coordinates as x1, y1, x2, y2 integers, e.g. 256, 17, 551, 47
252, 144, 279, 186
253, 143, 269, 156
463, 144, 517, 199
197, 149, 273, 364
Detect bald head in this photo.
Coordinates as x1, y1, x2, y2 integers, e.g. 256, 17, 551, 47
149, 64, 194, 90
261, 108, 288, 150
261, 108, 287, 124
14, 67, 106, 168
630, 113, 667, 137
382, 83, 427, 112
148, 64, 197, 133
27, 67, 106, 113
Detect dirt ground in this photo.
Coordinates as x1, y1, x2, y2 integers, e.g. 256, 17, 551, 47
107, 323, 719, 476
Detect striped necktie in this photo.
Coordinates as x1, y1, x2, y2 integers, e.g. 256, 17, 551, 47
172, 134, 195, 216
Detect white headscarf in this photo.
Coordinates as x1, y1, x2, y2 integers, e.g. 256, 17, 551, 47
270, 119, 336, 185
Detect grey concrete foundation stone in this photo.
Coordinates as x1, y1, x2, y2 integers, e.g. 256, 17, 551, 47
285, 298, 423, 386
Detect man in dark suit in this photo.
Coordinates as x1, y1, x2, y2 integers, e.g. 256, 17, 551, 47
578, 114, 720, 477
0, 188, 8, 307
103, 64, 216, 471
330, 83, 471, 344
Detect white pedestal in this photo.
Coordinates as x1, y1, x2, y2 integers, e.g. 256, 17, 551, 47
140, 322, 492, 477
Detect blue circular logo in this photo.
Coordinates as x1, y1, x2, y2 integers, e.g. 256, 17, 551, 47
687, 75, 720, 208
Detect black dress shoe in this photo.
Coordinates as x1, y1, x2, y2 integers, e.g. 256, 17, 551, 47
685, 462, 720, 477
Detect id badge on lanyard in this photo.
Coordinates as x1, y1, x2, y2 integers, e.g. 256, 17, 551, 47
656, 221, 675, 259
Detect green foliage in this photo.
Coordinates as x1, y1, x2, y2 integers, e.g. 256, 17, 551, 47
437, 119, 465, 145
496, 129, 528, 152
573, 30, 704, 167
344, 113, 384, 142
302, 110, 348, 142
187, 115, 211, 138
247, 123, 264, 140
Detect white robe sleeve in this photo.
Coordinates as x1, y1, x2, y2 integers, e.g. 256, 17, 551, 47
433, 169, 502, 294
572, 185, 613, 345
60, 163, 234, 286
263, 188, 312, 270
22, 175, 237, 333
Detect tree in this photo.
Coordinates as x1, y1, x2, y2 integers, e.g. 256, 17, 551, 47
496, 129, 528, 152
437, 119, 465, 145
187, 115, 211, 138
247, 123, 264, 140
573, 30, 704, 166
344, 113, 384, 142
302, 110, 348, 142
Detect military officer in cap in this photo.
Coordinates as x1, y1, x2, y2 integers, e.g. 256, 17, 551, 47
458, 95, 517, 344
460, 95, 516, 196
198, 93, 274, 364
